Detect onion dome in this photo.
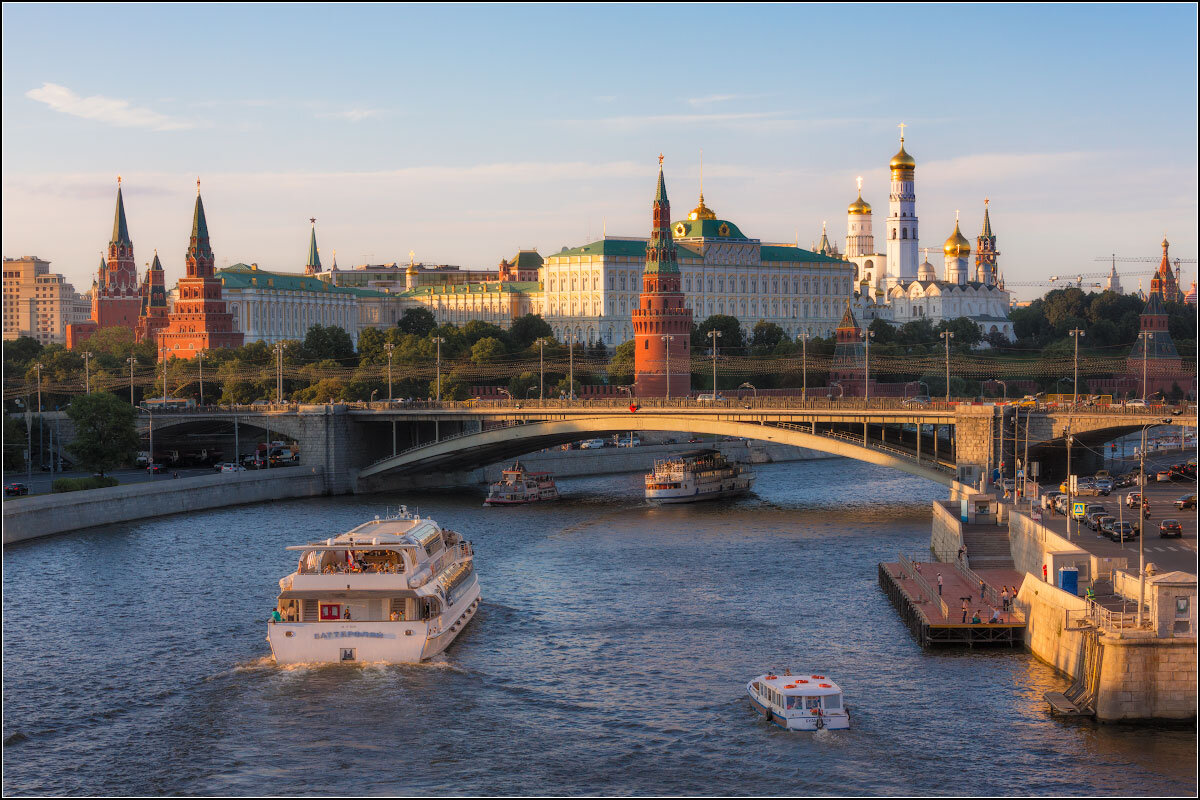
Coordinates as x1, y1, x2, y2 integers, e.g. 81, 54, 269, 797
688, 193, 717, 221
1185, 281, 1197, 306
890, 139, 916, 171
848, 190, 872, 215
944, 220, 971, 257
918, 250, 935, 281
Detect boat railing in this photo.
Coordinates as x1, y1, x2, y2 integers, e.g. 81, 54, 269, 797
898, 553, 950, 619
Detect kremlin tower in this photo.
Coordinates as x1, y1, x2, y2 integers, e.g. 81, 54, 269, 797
305, 219, 322, 276
65, 179, 145, 347
974, 199, 1000, 286
632, 156, 692, 397
157, 180, 243, 360
134, 250, 170, 344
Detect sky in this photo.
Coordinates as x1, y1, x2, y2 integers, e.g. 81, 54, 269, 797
2, 3, 1197, 301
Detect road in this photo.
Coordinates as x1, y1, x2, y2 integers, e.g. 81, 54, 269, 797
7, 466, 221, 496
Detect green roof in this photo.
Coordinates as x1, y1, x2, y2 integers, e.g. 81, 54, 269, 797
551, 238, 846, 265
511, 250, 543, 269
218, 264, 389, 297
670, 218, 749, 240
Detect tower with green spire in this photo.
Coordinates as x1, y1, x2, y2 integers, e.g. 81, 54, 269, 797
104, 177, 138, 296
975, 198, 999, 286
306, 218, 322, 275
632, 155, 692, 397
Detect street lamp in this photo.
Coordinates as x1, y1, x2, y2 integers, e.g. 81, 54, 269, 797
431, 336, 446, 400
126, 356, 137, 406
1136, 418, 1173, 627
536, 337, 553, 403
272, 342, 285, 404
159, 345, 168, 407
83, 351, 93, 394
660, 334, 676, 401
797, 332, 809, 402
567, 331, 576, 400
1068, 328, 1085, 406
863, 329, 875, 402
384, 343, 395, 401
498, 388, 512, 406
1065, 427, 1074, 540
34, 363, 43, 471
829, 381, 844, 400
991, 379, 1008, 401
1137, 330, 1153, 401
707, 329, 722, 398
939, 330, 954, 401
197, 351, 205, 406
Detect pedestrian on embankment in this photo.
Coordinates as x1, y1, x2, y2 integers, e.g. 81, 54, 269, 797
961, 598, 968, 623
937, 573, 943, 596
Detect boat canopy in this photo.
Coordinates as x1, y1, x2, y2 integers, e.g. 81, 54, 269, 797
754, 674, 843, 695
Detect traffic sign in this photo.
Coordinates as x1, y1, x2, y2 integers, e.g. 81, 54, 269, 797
1073, 502, 1086, 516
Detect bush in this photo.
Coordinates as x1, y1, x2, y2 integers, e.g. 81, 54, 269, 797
52, 476, 119, 493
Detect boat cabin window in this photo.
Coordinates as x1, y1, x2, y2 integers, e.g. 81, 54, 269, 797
804, 697, 821, 710
824, 694, 841, 710
305, 548, 405, 574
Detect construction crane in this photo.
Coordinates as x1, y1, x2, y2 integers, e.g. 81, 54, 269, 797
1004, 269, 1154, 289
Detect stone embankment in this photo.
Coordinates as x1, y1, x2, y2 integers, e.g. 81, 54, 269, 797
2, 468, 327, 545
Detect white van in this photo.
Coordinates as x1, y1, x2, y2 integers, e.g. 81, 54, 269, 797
696, 393, 725, 402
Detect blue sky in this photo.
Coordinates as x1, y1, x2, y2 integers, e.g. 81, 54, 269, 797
3, 3, 1196, 300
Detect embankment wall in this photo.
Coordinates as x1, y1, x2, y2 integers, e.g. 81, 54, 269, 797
3, 468, 326, 545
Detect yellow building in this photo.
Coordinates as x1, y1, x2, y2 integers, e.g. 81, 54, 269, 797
2, 256, 90, 344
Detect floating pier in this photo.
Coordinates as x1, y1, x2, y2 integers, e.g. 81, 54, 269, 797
879, 559, 1026, 647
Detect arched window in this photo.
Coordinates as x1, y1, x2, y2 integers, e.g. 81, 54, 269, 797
902, 229, 907, 240
891, 230, 897, 240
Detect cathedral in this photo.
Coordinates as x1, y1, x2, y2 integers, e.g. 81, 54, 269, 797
842, 131, 1014, 342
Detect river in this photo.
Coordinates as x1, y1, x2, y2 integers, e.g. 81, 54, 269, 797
3, 459, 1194, 795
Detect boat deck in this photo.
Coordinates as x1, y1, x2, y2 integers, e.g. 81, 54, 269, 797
879, 561, 1026, 647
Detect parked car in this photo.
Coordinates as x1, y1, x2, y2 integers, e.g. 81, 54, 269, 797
1125, 399, 1149, 408
4, 482, 30, 496
1091, 513, 1115, 532
146, 463, 167, 474
1108, 521, 1136, 543
1084, 507, 1110, 529
686, 437, 702, 444
1175, 494, 1196, 510
1126, 492, 1143, 508
1156, 470, 1172, 482
614, 435, 641, 447
220, 463, 247, 473
1159, 519, 1183, 538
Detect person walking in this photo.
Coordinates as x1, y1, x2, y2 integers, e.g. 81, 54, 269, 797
937, 573, 943, 597
979, 579, 987, 602
1000, 586, 1009, 612
961, 598, 969, 624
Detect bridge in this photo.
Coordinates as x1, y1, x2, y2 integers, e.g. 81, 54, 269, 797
139, 399, 1196, 494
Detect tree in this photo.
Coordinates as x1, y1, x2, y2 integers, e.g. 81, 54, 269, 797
463, 320, 508, 347
3, 415, 27, 471
65, 392, 139, 477
356, 326, 387, 364
471, 336, 507, 364
750, 321, 786, 353
398, 307, 437, 337
867, 318, 897, 345
608, 340, 636, 384
692, 315, 745, 351
3, 336, 42, 373
508, 313, 553, 349
301, 325, 356, 364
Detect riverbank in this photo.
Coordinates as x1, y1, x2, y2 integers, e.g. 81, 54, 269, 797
2, 468, 326, 545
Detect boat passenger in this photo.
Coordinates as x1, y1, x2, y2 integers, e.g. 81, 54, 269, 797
270, 609, 282, 623
344, 608, 352, 620
390, 610, 399, 621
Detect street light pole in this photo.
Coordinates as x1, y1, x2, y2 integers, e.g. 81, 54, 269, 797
568, 331, 575, 400
863, 329, 875, 402
127, 357, 137, 406
939, 331, 954, 401
197, 352, 205, 406
384, 343, 395, 401
660, 334, 675, 401
272, 342, 284, 404
431, 336, 445, 400
83, 351, 92, 394
992, 379, 1007, 401
1138, 330, 1152, 401
536, 337, 551, 403
707, 329, 722, 397
35, 363, 43, 471
1069, 328, 1085, 406
160, 346, 168, 406
798, 332, 808, 402
1065, 428, 1074, 540
1136, 419, 1169, 627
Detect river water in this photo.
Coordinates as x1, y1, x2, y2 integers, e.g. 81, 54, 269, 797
3, 459, 1194, 795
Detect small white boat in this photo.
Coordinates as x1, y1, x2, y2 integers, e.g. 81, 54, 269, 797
484, 462, 559, 506
747, 672, 850, 730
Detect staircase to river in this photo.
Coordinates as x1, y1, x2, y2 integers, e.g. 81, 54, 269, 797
962, 522, 1014, 570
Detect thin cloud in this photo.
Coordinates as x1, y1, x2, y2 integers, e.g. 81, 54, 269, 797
687, 93, 754, 106
317, 108, 386, 122
25, 82, 194, 131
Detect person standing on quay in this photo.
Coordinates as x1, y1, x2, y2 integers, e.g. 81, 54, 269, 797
937, 573, 943, 596
961, 598, 969, 623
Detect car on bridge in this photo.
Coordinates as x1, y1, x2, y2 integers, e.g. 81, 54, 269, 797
1175, 494, 1196, 510
146, 463, 167, 474
1159, 519, 1183, 538
1084, 507, 1111, 529
1126, 492, 1143, 508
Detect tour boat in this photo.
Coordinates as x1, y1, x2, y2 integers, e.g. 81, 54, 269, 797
484, 462, 559, 506
267, 508, 481, 664
644, 448, 755, 503
747, 673, 850, 730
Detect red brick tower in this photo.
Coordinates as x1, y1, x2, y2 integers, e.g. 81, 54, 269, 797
158, 181, 244, 360
66, 179, 143, 347
135, 250, 171, 344
830, 302, 867, 396
633, 156, 692, 397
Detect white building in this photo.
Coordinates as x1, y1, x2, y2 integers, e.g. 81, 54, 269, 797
218, 263, 373, 346
541, 194, 854, 346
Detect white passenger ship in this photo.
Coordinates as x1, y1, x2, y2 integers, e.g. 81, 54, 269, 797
267, 509, 481, 664
747, 673, 850, 730
644, 449, 755, 503
484, 462, 559, 505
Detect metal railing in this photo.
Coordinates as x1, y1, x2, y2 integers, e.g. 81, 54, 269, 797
898, 553, 950, 619
953, 558, 1004, 608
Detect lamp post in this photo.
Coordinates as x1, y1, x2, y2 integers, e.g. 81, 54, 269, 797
272, 342, 285, 404
159, 345, 168, 407
738, 381, 756, 408
83, 351, 93, 394
1068, 328, 1085, 406
384, 343, 395, 401
197, 352, 205, 406
567, 331, 576, 400
992, 379, 1008, 401
829, 381, 844, 400
659, 334, 676, 401
1065, 427, 1074, 540
707, 329, 722, 398
536, 337, 552, 403
863, 329, 875, 402
431, 336, 445, 401
498, 388, 512, 406
797, 332, 809, 402
126, 356, 137, 406
939, 330, 954, 401
35, 363, 43, 471
1136, 419, 1172, 627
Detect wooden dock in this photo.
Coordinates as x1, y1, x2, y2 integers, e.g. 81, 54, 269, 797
879, 560, 1026, 647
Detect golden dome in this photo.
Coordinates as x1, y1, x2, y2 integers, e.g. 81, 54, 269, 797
848, 191, 872, 215
890, 140, 916, 171
688, 194, 717, 221
944, 221, 971, 257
